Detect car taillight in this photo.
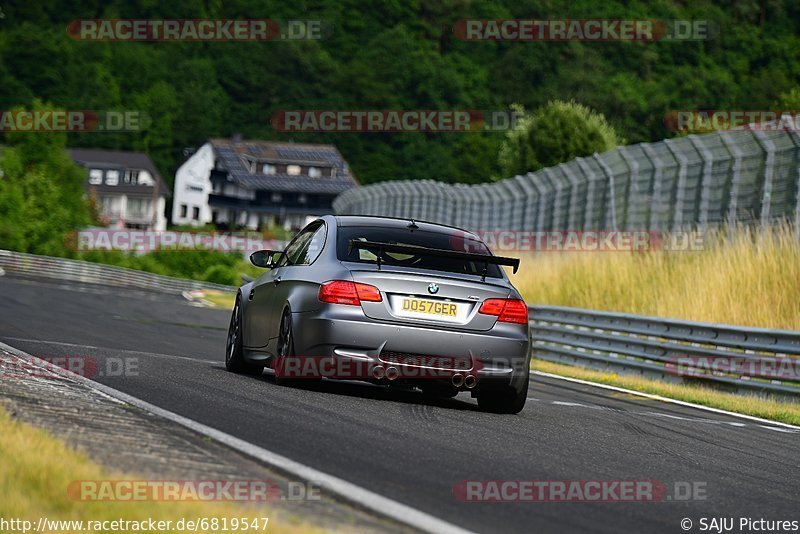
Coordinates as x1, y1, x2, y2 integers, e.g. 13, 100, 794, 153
478, 298, 528, 324
318, 280, 382, 306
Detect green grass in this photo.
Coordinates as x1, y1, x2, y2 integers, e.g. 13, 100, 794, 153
533, 359, 800, 426
0, 406, 317, 533
200, 290, 237, 309
509, 224, 800, 330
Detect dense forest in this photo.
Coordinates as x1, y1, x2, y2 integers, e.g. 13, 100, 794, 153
0, 0, 798, 185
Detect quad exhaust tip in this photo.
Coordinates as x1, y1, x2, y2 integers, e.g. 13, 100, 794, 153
451, 373, 465, 388
385, 366, 399, 381
372, 365, 386, 380
464, 374, 477, 389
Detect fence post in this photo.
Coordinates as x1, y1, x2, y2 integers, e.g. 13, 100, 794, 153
543, 167, 565, 230
689, 135, 713, 230
514, 174, 538, 231
720, 132, 744, 238
559, 163, 582, 230
530, 172, 549, 232
752, 129, 776, 230
619, 146, 640, 229
593, 153, 617, 230
575, 157, 596, 230
782, 115, 800, 239
641, 143, 663, 231
664, 138, 688, 231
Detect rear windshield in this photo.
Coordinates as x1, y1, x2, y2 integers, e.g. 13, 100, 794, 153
336, 226, 503, 278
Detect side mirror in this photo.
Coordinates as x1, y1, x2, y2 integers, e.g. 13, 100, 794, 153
250, 250, 282, 268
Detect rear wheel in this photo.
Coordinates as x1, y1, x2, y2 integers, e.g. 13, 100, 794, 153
225, 295, 263, 376
273, 309, 310, 386
477, 372, 528, 414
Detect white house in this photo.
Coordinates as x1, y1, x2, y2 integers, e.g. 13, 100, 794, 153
69, 148, 170, 231
172, 137, 358, 230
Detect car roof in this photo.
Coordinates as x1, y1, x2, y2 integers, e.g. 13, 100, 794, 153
332, 215, 479, 238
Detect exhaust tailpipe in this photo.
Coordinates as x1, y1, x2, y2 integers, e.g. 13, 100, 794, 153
451, 373, 464, 388
372, 365, 386, 380
464, 374, 477, 389
385, 366, 399, 381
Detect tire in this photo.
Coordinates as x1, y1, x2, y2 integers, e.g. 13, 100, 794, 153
225, 294, 263, 376
273, 309, 304, 386
476, 372, 529, 414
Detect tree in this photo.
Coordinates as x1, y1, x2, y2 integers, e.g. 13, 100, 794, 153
0, 102, 93, 256
497, 101, 622, 179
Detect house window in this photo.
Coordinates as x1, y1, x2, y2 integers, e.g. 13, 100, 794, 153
287, 165, 301, 176
263, 164, 276, 175
271, 192, 282, 202
192, 206, 200, 220
89, 169, 103, 185
180, 204, 188, 218
105, 170, 119, 186
123, 170, 139, 184
298, 194, 307, 204
308, 167, 321, 178
128, 198, 151, 219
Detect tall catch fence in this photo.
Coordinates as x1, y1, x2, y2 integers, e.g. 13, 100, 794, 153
333, 123, 800, 235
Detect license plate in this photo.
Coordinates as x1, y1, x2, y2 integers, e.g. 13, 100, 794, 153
400, 298, 458, 317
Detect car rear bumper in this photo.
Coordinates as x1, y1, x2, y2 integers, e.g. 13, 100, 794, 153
289, 305, 530, 392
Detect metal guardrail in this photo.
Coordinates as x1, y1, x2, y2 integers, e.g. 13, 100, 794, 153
530, 305, 800, 395
0, 250, 237, 294
4, 249, 799, 395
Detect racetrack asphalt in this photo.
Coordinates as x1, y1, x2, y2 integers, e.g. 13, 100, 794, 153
1, 274, 797, 534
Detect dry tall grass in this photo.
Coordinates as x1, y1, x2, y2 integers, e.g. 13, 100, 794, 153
508, 224, 800, 330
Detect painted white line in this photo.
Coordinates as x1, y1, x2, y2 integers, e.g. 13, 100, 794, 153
641, 411, 746, 427
0, 341, 473, 534
531, 370, 800, 431
0, 337, 217, 364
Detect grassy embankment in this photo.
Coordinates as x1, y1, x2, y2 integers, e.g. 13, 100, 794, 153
0, 406, 316, 533
509, 225, 800, 424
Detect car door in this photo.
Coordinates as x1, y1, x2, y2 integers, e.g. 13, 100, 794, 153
263, 222, 327, 351
244, 225, 318, 349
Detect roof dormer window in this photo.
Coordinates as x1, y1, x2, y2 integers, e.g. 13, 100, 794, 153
89, 169, 103, 185
105, 170, 119, 186
263, 164, 276, 175
287, 165, 301, 176
308, 166, 321, 178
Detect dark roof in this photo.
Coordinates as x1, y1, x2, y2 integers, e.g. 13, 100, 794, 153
208, 138, 358, 195
334, 215, 473, 236
68, 148, 170, 197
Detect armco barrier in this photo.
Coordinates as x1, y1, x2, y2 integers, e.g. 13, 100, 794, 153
4, 249, 798, 395
530, 305, 800, 395
0, 250, 237, 294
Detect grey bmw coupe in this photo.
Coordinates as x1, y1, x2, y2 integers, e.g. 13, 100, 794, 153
225, 215, 531, 413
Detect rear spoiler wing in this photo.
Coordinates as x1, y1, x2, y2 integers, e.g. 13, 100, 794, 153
348, 239, 520, 279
